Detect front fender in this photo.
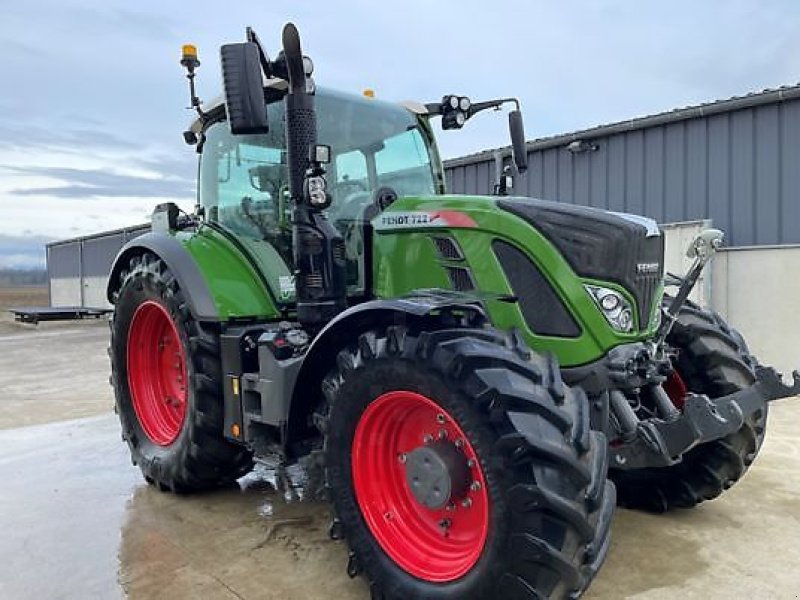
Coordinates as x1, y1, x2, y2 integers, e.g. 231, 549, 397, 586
287, 290, 488, 440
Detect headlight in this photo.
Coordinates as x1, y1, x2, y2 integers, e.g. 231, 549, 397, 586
585, 285, 634, 333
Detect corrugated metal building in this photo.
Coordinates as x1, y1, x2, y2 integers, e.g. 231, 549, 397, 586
445, 85, 800, 247
47, 225, 148, 308
46, 84, 800, 309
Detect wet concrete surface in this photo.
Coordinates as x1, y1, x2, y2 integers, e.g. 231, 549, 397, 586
0, 403, 798, 599
1, 322, 799, 599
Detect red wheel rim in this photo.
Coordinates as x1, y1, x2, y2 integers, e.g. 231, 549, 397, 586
127, 300, 188, 446
351, 391, 489, 582
664, 369, 689, 410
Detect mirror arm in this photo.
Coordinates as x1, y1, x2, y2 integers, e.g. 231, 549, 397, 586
467, 97, 519, 117
424, 102, 443, 115
423, 97, 520, 119
245, 26, 273, 78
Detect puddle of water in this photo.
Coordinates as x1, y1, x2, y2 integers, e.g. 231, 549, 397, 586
0, 415, 366, 600
118, 460, 365, 600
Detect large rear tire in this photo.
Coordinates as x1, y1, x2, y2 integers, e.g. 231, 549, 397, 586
323, 327, 615, 599
110, 252, 252, 492
611, 302, 768, 512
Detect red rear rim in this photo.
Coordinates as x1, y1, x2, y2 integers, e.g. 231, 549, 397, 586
127, 300, 188, 446
351, 390, 489, 582
664, 369, 689, 410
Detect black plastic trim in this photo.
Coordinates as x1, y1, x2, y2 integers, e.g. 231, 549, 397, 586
286, 291, 489, 446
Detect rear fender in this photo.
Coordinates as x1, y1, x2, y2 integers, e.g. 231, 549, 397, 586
107, 232, 219, 320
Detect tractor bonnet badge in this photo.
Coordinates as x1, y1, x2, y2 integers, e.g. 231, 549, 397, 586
636, 262, 660, 275
373, 211, 477, 231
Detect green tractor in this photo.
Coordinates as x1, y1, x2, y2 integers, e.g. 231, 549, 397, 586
108, 23, 797, 599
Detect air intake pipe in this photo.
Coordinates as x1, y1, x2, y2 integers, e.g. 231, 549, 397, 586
282, 23, 346, 329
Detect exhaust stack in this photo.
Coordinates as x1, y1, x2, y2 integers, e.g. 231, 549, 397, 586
281, 24, 347, 329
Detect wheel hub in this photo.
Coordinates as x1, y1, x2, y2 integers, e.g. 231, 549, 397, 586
405, 441, 470, 510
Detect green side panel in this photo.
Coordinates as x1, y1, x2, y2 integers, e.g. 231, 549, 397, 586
176, 226, 281, 320
372, 230, 452, 295
372, 195, 660, 367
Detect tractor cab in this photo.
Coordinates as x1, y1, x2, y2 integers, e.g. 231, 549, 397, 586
196, 88, 445, 303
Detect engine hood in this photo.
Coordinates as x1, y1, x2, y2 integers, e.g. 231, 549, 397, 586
497, 196, 665, 329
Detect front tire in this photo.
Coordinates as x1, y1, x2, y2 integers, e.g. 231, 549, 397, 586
110, 252, 252, 492
612, 302, 768, 512
323, 327, 615, 600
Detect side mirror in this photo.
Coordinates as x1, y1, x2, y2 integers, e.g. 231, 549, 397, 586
220, 42, 269, 135
509, 110, 528, 174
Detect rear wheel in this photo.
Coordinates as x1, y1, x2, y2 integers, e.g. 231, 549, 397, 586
611, 303, 768, 512
110, 252, 252, 492
323, 327, 615, 599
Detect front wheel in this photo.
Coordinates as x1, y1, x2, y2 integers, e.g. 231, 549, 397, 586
323, 327, 615, 600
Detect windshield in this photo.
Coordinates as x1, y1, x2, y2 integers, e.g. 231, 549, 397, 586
199, 88, 443, 300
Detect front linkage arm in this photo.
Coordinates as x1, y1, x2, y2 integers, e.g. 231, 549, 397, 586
612, 366, 799, 470
610, 227, 800, 470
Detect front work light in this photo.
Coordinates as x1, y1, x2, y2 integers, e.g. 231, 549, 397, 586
441, 95, 472, 130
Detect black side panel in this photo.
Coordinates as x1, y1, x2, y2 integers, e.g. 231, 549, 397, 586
106, 232, 219, 320
498, 198, 664, 329
493, 240, 581, 338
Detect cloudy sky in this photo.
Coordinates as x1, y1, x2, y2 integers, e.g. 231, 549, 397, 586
1, 0, 799, 267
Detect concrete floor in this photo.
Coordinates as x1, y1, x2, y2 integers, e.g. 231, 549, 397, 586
0, 319, 111, 428
0, 320, 799, 599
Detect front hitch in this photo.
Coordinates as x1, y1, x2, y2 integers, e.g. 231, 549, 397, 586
611, 365, 798, 470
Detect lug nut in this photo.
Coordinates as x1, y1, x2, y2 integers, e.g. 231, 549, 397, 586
398, 453, 407, 464
455, 439, 465, 450
461, 498, 472, 508
438, 428, 448, 440
423, 434, 433, 444
467, 458, 476, 468
470, 481, 482, 492
436, 413, 446, 424
445, 503, 455, 511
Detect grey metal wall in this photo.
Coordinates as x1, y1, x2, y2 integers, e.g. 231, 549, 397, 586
445, 93, 800, 247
